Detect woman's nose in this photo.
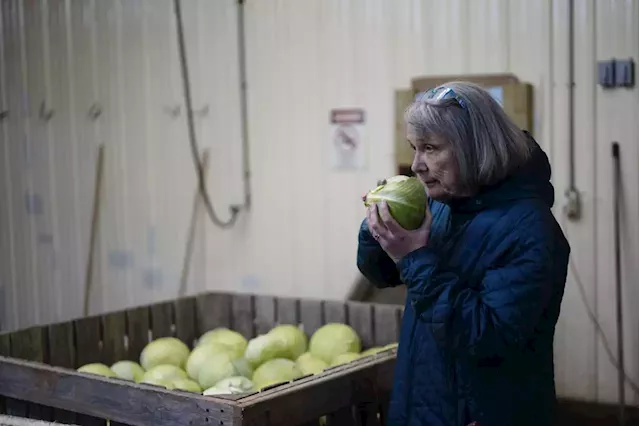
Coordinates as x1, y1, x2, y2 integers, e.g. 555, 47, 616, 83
411, 154, 426, 174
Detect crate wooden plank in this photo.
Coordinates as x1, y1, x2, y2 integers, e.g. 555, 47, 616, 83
7, 328, 49, 420
253, 295, 275, 335
46, 323, 77, 423
377, 392, 391, 426
102, 312, 126, 366
73, 414, 106, 426
25, 404, 53, 421
0, 358, 240, 425
323, 301, 347, 324
0, 333, 10, 357
372, 305, 401, 346
346, 302, 374, 350
195, 292, 232, 337
174, 297, 196, 348
48, 323, 75, 369
326, 406, 354, 425
355, 403, 380, 426
125, 306, 150, 361
150, 301, 174, 339
74, 316, 102, 367
299, 299, 323, 337
231, 294, 254, 339
9, 328, 46, 363
238, 354, 396, 426
275, 297, 299, 325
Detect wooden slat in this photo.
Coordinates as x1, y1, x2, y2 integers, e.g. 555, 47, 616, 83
0, 333, 10, 357
9, 328, 46, 363
372, 305, 400, 346
346, 302, 374, 350
74, 316, 102, 367
47, 323, 77, 423
275, 297, 299, 325
355, 404, 380, 426
102, 312, 126, 365
73, 414, 106, 426
253, 295, 275, 335
0, 357, 239, 426
150, 301, 174, 339
125, 306, 150, 361
326, 406, 354, 425
323, 301, 347, 324
48, 323, 75, 368
174, 297, 197, 348
195, 292, 232, 336
298, 420, 321, 426
231, 294, 255, 339
377, 392, 391, 426
26, 404, 53, 421
299, 299, 323, 337
7, 328, 48, 420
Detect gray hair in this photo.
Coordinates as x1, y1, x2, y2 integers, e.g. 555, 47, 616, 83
404, 81, 533, 191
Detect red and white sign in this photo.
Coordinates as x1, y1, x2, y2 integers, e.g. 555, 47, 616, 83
330, 108, 366, 170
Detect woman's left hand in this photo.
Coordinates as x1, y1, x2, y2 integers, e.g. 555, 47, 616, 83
367, 201, 432, 263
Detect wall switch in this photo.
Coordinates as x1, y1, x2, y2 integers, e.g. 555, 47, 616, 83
615, 58, 635, 87
598, 60, 616, 88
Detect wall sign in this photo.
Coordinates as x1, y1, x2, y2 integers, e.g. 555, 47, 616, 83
329, 108, 366, 170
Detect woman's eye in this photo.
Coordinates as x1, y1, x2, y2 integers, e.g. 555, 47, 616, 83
424, 145, 435, 152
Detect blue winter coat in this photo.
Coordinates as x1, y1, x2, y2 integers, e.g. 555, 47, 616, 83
357, 140, 570, 426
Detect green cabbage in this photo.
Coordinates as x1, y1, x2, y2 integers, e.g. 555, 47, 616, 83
203, 376, 256, 396
308, 323, 362, 364
252, 358, 303, 390
363, 175, 427, 230
267, 324, 308, 360
139, 337, 190, 370
110, 360, 145, 382
197, 328, 248, 359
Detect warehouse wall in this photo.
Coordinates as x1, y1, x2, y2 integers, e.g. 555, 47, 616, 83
0, 0, 637, 405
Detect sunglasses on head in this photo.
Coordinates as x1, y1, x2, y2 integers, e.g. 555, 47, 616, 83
415, 86, 467, 110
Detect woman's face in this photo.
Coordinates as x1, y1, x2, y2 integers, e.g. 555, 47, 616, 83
408, 132, 460, 202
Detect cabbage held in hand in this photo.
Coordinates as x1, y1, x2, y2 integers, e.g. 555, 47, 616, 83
363, 175, 427, 230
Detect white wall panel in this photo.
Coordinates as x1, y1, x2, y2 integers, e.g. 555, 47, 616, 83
0, 0, 636, 405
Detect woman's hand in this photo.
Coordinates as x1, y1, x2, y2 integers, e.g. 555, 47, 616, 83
366, 201, 432, 263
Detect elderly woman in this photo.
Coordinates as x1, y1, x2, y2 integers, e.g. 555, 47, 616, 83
357, 82, 570, 426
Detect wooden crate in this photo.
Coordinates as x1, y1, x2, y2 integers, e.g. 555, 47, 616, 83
0, 291, 404, 426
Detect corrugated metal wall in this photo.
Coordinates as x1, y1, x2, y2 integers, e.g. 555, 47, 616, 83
0, 0, 637, 405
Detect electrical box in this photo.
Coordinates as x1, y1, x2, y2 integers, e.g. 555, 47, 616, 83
394, 73, 534, 173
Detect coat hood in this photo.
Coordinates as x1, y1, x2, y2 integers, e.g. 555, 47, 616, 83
450, 132, 555, 213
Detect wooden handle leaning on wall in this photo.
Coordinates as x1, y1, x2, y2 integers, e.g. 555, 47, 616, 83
83, 144, 105, 318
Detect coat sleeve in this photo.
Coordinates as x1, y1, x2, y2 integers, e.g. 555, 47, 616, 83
356, 219, 403, 288
398, 212, 568, 359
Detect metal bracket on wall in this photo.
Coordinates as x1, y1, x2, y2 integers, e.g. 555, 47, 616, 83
598, 60, 616, 88
598, 58, 635, 88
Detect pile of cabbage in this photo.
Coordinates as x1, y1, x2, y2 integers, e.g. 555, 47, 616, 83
76, 322, 397, 396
